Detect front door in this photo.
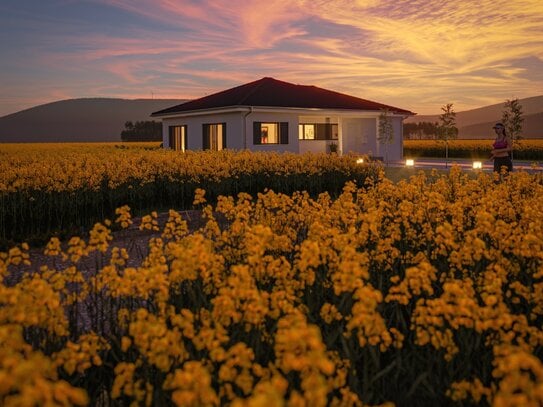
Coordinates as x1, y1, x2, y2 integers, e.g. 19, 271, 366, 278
342, 119, 364, 154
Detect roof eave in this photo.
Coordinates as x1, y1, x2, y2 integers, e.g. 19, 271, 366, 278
152, 105, 415, 119
151, 106, 251, 118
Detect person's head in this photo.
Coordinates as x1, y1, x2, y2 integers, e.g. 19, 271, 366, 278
493, 122, 507, 136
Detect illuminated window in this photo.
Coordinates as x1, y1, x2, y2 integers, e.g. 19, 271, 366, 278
253, 122, 289, 145
168, 125, 187, 151
299, 123, 338, 140
203, 123, 226, 150
299, 124, 315, 139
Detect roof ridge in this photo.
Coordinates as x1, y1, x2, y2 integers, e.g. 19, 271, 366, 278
238, 77, 275, 105
151, 77, 415, 116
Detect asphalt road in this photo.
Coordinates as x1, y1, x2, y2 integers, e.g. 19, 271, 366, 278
387, 157, 543, 171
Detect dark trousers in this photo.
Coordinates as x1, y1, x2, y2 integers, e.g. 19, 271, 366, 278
494, 156, 513, 173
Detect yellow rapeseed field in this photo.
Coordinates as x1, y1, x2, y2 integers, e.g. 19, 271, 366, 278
2, 162, 543, 406
0, 143, 379, 245
404, 139, 543, 160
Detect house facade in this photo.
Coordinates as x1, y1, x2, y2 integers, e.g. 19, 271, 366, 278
151, 78, 415, 161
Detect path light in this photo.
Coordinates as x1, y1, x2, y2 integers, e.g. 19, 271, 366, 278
472, 161, 482, 170
405, 159, 415, 167
356, 158, 365, 164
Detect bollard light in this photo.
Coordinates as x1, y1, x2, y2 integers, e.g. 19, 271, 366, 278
356, 158, 365, 164
472, 161, 482, 169
405, 159, 415, 167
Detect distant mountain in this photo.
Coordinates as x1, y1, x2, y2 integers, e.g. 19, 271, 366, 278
405, 95, 543, 138
0, 98, 187, 143
459, 112, 543, 139
3, 95, 541, 142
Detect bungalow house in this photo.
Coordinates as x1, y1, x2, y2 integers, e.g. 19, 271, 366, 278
151, 77, 415, 160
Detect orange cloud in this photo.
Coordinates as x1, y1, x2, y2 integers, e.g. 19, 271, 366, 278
2, 0, 542, 116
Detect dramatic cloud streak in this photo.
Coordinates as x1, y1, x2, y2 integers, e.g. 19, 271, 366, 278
0, 0, 542, 116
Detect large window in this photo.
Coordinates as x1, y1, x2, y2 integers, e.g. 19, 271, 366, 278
299, 123, 338, 140
202, 123, 226, 151
169, 125, 187, 151
253, 122, 289, 145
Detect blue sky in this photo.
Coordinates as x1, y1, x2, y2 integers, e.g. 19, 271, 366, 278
1, 0, 542, 116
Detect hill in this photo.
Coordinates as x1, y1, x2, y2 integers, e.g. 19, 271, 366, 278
459, 112, 543, 139
405, 95, 543, 138
0, 98, 187, 143
3, 95, 541, 142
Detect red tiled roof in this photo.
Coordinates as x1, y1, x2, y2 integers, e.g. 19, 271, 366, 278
151, 77, 415, 116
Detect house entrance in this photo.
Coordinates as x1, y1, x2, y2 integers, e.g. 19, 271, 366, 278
341, 118, 373, 155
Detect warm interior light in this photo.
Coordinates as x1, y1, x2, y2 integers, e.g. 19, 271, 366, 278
405, 159, 415, 167
473, 161, 482, 169
356, 158, 365, 164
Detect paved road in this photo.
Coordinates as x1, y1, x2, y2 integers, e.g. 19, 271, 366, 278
386, 158, 543, 172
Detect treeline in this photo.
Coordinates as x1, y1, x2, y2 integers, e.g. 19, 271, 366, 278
404, 98, 525, 142
403, 121, 459, 139
120, 120, 162, 142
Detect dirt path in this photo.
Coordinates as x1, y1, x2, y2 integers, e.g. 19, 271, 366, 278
6, 209, 210, 280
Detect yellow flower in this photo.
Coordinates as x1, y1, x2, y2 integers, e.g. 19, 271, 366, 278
193, 188, 207, 206
163, 361, 219, 406
115, 205, 133, 229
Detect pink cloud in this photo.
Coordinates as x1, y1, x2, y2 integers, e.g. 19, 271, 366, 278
2, 0, 542, 116
101, 0, 308, 48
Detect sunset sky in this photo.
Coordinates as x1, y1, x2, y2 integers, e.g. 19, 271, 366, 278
1, 0, 542, 117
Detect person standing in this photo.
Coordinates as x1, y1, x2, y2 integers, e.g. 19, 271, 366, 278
490, 123, 513, 173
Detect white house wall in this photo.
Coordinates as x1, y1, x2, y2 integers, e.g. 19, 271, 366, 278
388, 116, 404, 161
161, 109, 406, 160
247, 112, 299, 153
375, 116, 404, 162
162, 112, 243, 150
299, 140, 329, 154
299, 115, 338, 124
162, 111, 300, 152
341, 118, 377, 156
298, 115, 339, 154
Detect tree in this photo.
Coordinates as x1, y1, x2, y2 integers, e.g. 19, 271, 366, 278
403, 123, 417, 140
403, 121, 441, 139
120, 121, 162, 142
502, 98, 524, 160
437, 103, 458, 165
378, 109, 394, 164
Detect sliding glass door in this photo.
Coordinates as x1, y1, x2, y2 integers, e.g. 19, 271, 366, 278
202, 123, 226, 150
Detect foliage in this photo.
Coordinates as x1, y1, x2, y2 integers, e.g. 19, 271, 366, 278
403, 121, 440, 139
502, 98, 524, 157
121, 121, 162, 142
0, 144, 379, 247
2, 168, 543, 406
437, 104, 458, 161
404, 139, 543, 160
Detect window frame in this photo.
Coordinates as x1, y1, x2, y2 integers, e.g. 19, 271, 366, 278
298, 123, 338, 140
202, 123, 226, 151
253, 121, 289, 145
168, 125, 187, 151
